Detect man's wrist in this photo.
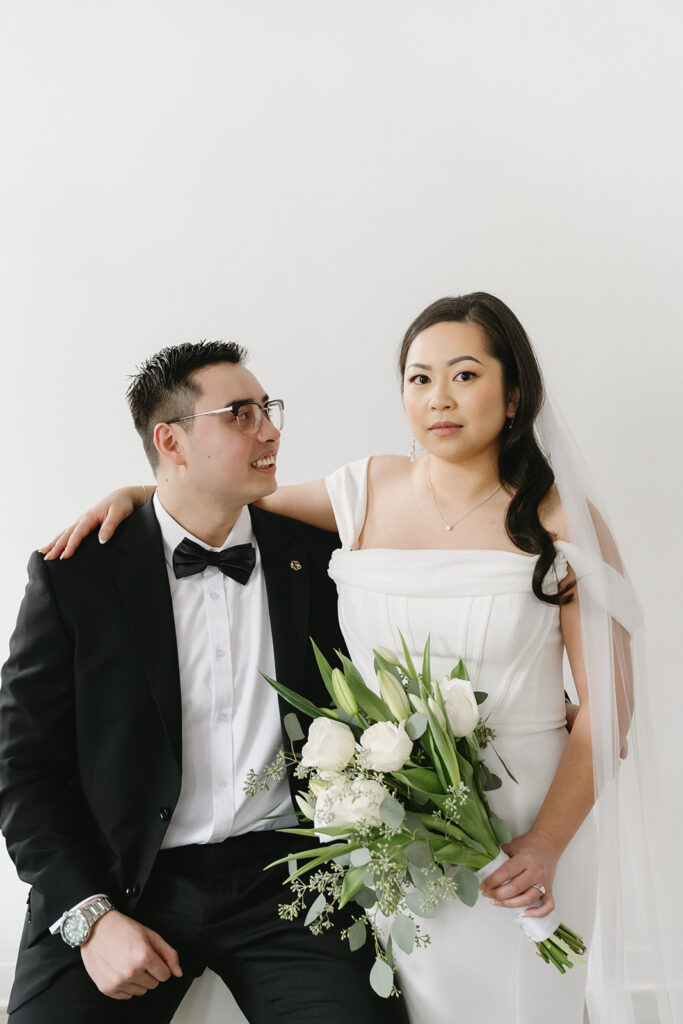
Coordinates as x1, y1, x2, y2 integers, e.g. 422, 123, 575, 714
53, 894, 114, 946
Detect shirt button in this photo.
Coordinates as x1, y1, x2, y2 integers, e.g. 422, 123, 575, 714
125, 885, 140, 899
218, 712, 228, 722
159, 806, 173, 821
215, 649, 226, 659
218, 780, 228, 789
209, 591, 220, 600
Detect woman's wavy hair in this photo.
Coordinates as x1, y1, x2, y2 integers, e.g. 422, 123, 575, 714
398, 292, 574, 606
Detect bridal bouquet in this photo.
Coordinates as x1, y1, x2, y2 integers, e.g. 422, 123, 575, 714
247, 636, 585, 996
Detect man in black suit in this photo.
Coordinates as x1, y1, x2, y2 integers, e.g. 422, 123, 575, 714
0, 341, 408, 1023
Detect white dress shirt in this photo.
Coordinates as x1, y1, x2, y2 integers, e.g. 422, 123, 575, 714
153, 492, 297, 847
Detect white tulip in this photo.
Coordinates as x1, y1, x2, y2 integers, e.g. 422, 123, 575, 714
301, 717, 356, 771
374, 645, 402, 666
295, 794, 316, 819
439, 676, 480, 738
359, 721, 413, 772
377, 668, 411, 721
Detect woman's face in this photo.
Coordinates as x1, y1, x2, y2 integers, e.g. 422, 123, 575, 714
402, 320, 517, 464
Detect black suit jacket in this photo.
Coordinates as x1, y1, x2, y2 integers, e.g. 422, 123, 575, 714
0, 501, 345, 1011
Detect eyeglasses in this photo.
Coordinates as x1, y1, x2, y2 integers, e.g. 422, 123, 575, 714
166, 398, 284, 436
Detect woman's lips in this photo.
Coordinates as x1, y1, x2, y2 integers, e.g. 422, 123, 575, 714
429, 423, 463, 436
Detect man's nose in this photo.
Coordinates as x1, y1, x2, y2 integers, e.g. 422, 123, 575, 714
258, 417, 280, 442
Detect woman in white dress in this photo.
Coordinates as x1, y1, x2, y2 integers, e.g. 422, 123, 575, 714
43, 293, 667, 1023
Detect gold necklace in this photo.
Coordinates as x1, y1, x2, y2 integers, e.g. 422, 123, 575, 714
426, 462, 502, 532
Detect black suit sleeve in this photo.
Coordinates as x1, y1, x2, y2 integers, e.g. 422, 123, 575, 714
0, 552, 108, 930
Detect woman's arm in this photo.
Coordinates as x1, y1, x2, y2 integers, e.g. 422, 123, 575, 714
256, 479, 337, 532
41, 485, 154, 560
42, 478, 339, 560
480, 566, 595, 918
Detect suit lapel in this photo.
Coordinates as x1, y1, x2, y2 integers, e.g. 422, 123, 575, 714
250, 506, 311, 701
108, 502, 182, 770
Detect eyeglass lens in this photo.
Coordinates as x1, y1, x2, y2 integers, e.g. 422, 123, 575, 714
235, 402, 283, 435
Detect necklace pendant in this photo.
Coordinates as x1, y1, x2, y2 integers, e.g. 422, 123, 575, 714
445, 524, 453, 531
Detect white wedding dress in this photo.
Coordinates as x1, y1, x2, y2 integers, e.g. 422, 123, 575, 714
326, 458, 597, 1024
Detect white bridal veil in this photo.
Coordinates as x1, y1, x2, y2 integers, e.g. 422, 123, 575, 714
536, 398, 678, 1023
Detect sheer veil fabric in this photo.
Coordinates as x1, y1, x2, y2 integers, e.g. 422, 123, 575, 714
536, 398, 678, 1023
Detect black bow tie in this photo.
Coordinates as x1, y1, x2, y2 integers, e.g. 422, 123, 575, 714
172, 538, 256, 585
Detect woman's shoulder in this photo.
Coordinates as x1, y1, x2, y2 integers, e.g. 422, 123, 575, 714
366, 454, 413, 484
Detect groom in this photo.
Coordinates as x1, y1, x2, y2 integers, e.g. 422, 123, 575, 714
0, 341, 408, 1023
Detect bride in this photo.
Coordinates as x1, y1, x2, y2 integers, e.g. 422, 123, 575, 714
43, 292, 669, 1022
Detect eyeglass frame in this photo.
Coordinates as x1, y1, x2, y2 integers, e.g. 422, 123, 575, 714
164, 398, 284, 433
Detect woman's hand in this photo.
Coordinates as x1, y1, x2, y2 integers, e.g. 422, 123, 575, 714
479, 828, 561, 919
40, 486, 152, 560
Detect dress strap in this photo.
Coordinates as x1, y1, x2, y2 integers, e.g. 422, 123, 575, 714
554, 540, 643, 635
324, 457, 371, 550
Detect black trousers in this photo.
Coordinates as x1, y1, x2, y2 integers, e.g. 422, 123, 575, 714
10, 830, 409, 1024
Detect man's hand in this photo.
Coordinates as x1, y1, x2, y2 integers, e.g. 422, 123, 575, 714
80, 910, 182, 1000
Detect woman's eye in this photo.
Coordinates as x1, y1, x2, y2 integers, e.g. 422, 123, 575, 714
454, 370, 476, 382
408, 374, 430, 385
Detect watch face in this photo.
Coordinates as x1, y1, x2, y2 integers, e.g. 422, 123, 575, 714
62, 910, 89, 947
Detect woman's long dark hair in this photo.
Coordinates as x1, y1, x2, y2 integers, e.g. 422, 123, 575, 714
398, 292, 573, 606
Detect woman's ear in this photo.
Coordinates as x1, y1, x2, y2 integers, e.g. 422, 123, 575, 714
507, 387, 520, 419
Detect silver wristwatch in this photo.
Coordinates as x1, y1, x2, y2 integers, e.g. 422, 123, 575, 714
60, 896, 114, 947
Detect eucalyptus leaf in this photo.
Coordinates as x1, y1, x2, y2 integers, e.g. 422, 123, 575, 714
403, 840, 434, 868
339, 865, 368, 908
454, 867, 480, 906
363, 867, 374, 887
473, 690, 488, 705
283, 712, 305, 742
405, 890, 437, 918
350, 847, 371, 867
369, 958, 394, 999
490, 816, 512, 844
391, 912, 417, 955
333, 853, 351, 868
380, 794, 405, 829
403, 811, 432, 837
476, 762, 502, 791
348, 919, 367, 952
287, 858, 298, 877
406, 712, 428, 740
304, 892, 327, 926
408, 863, 441, 892
354, 886, 377, 909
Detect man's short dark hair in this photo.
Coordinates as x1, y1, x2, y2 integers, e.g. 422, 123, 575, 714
126, 340, 248, 471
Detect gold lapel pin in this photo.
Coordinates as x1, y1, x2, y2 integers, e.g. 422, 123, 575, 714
290, 560, 302, 571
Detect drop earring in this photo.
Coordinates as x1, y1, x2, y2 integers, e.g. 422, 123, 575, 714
409, 438, 416, 462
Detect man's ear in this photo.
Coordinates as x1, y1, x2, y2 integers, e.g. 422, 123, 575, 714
153, 423, 186, 467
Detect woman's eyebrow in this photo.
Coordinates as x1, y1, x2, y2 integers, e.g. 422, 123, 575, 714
406, 355, 484, 370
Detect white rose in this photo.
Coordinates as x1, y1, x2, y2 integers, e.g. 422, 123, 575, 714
359, 721, 413, 772
314, 776, 388, 840
439, 676, 480, 737
301, 718, 355, 771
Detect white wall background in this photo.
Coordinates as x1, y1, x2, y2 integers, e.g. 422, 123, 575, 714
1, 0, 681, 1018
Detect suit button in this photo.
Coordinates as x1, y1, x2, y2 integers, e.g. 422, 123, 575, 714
125, 885, 140, 899
159, 806, 173, 821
